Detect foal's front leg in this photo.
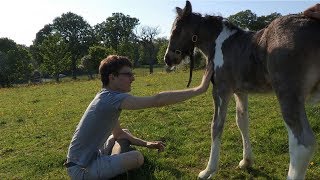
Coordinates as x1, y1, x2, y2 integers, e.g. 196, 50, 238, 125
198, 88, 231, 179
234, 93, 253, 169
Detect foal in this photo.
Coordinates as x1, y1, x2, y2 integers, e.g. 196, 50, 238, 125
164, 1, 320, 179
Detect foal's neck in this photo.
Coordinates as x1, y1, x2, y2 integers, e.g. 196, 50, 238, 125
196, 18, 259, 62
196, 19, 223, 59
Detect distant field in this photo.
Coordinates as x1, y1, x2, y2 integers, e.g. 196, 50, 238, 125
0, 67, 319, 179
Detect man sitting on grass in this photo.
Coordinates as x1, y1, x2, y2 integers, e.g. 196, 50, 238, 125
65, 55, 213, 179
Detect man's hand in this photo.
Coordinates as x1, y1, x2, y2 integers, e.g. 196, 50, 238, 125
146, 141, 166, 152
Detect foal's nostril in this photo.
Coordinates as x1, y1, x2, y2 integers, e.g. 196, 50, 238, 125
164, 54, 172, 66
166, 60, 172, 67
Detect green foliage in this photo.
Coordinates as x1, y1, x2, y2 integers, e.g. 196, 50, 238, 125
228, 10, 282, 31
138, 44, 148, 65
137, 26, 160, 71
0, 37, 17, 52
79, 55, 94, 79
7, 46, 34, 83
34, 24, 54, 45
53, 12, 94, 47
228, 10, 258, 30
255, 12, 282, 30
193, 49, 206, 69
0, 51, 10, 86
31, 24, 55, 68
32, 12, 96, 80
39, 34, 71, 82
88, 45, 116, 72
117, 41, 138, 62
157, 42, 168, 65
155, 37, 168, 65
94, 13, 140, 67
1, 69, 319, 179
94, 12, 139, 51
176, 49, 207, 71
0, 38, 34, 87
52, 12, 95, 79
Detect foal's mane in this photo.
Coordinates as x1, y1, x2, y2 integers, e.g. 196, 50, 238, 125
196, 13, 244, 32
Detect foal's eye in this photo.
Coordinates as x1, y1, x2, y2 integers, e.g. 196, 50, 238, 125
172, 26, 181, 35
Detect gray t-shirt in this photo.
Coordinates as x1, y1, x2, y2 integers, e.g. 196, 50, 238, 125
66, 89, 130, 167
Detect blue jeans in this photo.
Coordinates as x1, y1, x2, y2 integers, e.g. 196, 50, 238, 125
66, 154, 125, 179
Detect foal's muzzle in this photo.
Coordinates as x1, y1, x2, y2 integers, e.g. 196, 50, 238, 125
164, 49, 185, 67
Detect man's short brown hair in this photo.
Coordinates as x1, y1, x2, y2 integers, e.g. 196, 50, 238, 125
99, 55, 133, 86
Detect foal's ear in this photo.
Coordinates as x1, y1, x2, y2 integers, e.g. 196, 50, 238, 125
176, 7, 183, 17
183, 0, 192, 16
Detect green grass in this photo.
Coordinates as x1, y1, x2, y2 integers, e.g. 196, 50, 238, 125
0, 68, 319, 179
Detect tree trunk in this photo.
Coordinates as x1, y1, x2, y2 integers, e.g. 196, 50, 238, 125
149, 44, 155, 74
88, 70, 93, 80
55, 74, 60, 82
71, 56, 77, 80
149, 58, 154, 74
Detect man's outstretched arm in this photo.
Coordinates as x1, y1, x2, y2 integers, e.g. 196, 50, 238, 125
120, 61, 213, 110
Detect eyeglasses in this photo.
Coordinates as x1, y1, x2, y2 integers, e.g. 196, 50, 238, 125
117, 72, 135, 78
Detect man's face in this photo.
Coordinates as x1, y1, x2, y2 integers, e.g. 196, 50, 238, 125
113, 66, 135, 93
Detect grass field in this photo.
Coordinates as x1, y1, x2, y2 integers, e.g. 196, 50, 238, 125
0, 68, 319, 179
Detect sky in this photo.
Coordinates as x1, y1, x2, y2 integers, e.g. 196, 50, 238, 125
1, 0, 318, 46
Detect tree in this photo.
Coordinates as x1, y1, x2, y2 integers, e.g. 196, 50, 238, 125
254, 13, 282, 30
34, 24, 54, 45
94, 13, 140, 67
7, 46, 34, 84
0, 37, 17, 52
228, 10, 258, 30
0, 51, 9, 87
0, 38, 33, 87
53, 12, 95, 79
193, 49, 206, 69
228, 10, 282, 31
137, 26, 160, 74
155, 37, 168, 65
88, 45, 116, 73
94, 13, 139, 51
79, 55, 94, 80
31, 24, 55, 68
39, 34, 71, 82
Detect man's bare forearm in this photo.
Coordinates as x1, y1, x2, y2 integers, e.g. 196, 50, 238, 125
152, 87, 204, 107
116, 130, 147, 147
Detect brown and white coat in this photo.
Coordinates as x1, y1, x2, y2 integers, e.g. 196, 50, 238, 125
164, 1, 320, 179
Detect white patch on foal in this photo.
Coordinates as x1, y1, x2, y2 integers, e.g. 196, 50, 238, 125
286, 125, 314, 179
213, 24, 237, 70
198, 137, 221, 179
235, 94, 253, 168
198, 96, 224, 179
208, 137, 221, 170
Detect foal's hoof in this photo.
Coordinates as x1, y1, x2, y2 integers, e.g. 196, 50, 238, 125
198, 169, 215, 179
238, 158, 253, 169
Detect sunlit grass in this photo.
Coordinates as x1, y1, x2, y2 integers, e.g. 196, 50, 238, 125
0, 68, 319, 179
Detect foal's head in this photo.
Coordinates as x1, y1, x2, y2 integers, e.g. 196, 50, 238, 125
164, 1, 200, 67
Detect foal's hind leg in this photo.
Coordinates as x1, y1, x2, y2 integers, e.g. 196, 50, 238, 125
274, 85, 316, 179
234, 93, 253, 169
198, 87, 232, 179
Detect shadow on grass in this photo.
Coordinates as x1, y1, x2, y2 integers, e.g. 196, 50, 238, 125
237, 167, 279, 180
110, 158, 282, 180
111, 156, 183, 180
